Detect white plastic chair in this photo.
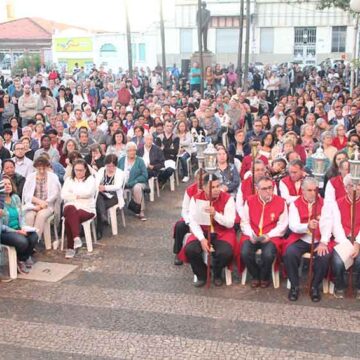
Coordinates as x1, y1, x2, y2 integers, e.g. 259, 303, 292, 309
193, 247, 232, 286
61, 190, 98, 253
107, 204, 126, 235
175, 155, 192, 184
148, 177, 160, 202
43, 213, 59, 250
0, 244, 17, 279
60, 215, 97, 252
285, 252, 334, 294
241, 249, 280, 288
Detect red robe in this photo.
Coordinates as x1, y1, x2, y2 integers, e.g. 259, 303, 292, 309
178, 190, 236, 263
330, 175, 346, 200
238, 194, 286, 272
283, 195, 336, 254
281, 176, 302, 197
337, 196, 360, 238
173, 182, 200, 236
240, 154, 268, 179
241, 177, 255, 203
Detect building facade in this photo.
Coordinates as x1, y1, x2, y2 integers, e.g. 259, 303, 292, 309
159, 0, 356, 67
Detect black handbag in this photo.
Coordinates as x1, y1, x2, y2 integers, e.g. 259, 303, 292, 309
128, 199, 141, 214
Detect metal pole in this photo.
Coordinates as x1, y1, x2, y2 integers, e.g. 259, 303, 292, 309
124, 0, 133, 78
237, 0, 244, 87
351, 14, 359, 95
160, 0, 167, 85
198, 0, 204, 97
243, 0, 251, 91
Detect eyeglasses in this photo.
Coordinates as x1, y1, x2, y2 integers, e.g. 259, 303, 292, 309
258, 186, 273, 191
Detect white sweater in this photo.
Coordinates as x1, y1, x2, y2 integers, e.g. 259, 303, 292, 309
61, 175, 96, 214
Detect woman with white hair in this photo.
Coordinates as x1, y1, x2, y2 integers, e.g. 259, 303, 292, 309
117, 142, 148, 221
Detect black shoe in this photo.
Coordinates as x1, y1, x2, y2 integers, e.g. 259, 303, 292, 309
288, 287, 299, 301
194, 279, 206, 288
96, 230, 103, 240
174, 255, 183, 266
214, 277, 223, 287
311, 287, 321, 302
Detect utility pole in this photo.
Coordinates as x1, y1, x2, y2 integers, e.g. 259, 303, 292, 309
243, 0, 251, 91
197, 0, 204, 97
125, 0, 133, 78
160, 0, 167, 85
237, 0, 244, 86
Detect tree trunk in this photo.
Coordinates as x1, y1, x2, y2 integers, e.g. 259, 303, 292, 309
243, 0, 251, 91
160, 0, 167, 86
125, 0, 133, 78
237, 0, 244, 87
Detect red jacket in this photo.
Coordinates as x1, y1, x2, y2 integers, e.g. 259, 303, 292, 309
337, 196, 360, 238
330, 175, 346, 200
117, 88, 132, 106
178, 190, 236, 263
240, 154, 268, 179
284, 195, 323, 254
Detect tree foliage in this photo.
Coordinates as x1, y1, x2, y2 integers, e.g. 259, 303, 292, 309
11, 53, 41, 77
317, 0, 350, 11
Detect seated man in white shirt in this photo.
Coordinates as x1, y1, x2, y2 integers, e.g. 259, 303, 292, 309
321, 174, 360, 298
180, 174, 236, 287
283, 177, 331, 302
12, 141, 34, 177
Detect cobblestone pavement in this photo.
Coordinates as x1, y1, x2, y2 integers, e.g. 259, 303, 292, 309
1, 184, 360, 359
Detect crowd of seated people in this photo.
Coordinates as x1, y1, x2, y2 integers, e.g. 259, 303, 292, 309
0, 61, 359, 302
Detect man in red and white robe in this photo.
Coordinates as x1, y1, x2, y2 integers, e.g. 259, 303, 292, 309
279, 159, 305, 205
235, 159, 266, 218
283, 177, 332, 302
240, 176, 288, 288
324, 159, 349, 203
179, 174, 236, 287
320, 174, 360, 298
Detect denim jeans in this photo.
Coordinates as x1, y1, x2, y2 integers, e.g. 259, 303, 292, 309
1, 231, 38, 262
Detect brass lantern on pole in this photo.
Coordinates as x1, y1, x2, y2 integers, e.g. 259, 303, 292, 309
349, 145, 360, 185
194, 130, 207, 169
311, 146, 327, 188
204, 141, 218, 175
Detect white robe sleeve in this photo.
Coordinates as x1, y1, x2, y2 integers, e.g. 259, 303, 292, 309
189, 198, 206, 242
213, 196, 236, 228
289, 202, 308, 234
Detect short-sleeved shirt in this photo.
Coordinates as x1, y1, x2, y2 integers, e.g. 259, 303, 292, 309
190, 68, 201, 85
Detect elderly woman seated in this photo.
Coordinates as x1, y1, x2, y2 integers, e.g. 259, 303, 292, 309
95, 154, 125, 239
118, 142, 148, 221
22, 156, 61, 243
1, 175, 38, 274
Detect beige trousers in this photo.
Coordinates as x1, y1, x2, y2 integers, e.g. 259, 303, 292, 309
25, 208, 54, 239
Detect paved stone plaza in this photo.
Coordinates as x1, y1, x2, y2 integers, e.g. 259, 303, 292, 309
0, 185, 360, 359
